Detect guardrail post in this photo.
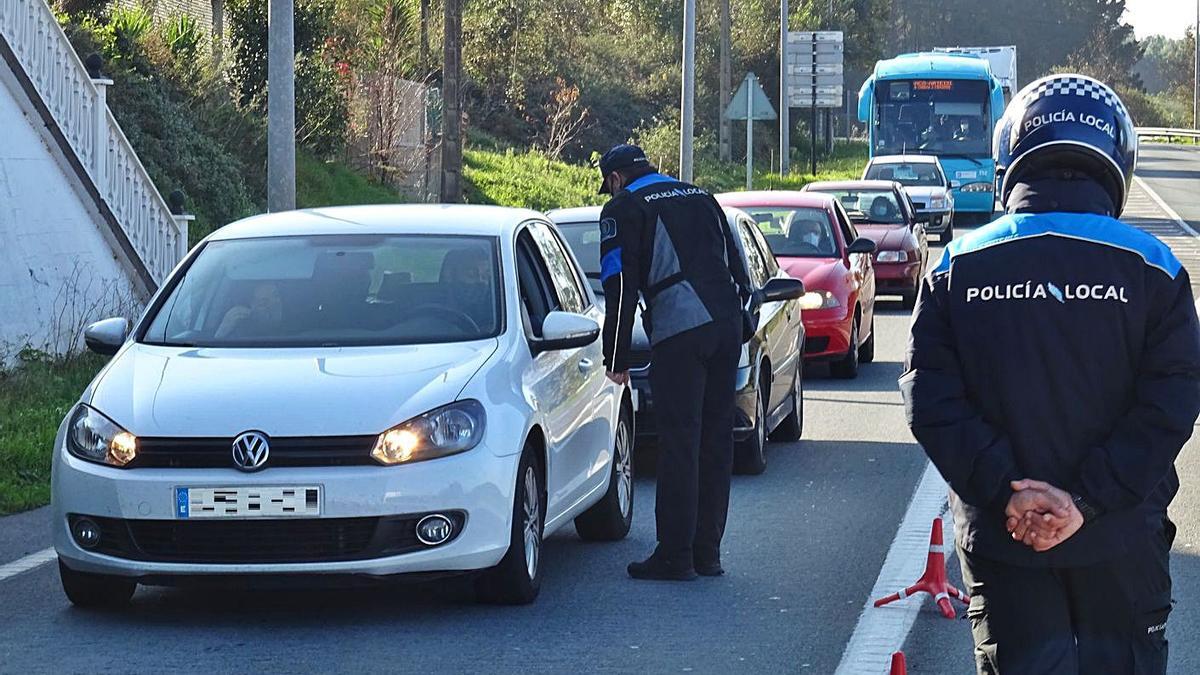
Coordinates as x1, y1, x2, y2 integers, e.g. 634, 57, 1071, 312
90, 77, 113, 187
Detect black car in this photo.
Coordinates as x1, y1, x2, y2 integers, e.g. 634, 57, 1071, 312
548, 206, 806, 475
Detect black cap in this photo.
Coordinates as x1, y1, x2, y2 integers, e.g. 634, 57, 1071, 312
597, 144, 654, 194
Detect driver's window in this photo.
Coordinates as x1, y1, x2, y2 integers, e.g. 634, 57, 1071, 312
515, 231, 561, 338
737, 219, 769, 288
528, 222, 586, 314
833, 203, 857, 246
744, 218, 780, 276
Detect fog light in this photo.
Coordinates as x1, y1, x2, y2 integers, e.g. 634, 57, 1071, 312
72, 517, 101, 549
416, 514, 455, 546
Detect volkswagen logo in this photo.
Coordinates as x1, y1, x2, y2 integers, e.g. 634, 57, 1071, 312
231, 431, 270, 472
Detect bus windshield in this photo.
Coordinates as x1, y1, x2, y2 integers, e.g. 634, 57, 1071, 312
873, 79, 991, 157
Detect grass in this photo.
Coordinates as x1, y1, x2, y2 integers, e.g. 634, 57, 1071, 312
296, 153, 404, 209
0, 353, 109, 515
461, 140, 868, 211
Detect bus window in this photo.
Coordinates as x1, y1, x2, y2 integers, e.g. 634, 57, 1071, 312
874, 79, 991, 157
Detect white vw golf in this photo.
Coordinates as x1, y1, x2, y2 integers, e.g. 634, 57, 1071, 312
52, 205, 634, 606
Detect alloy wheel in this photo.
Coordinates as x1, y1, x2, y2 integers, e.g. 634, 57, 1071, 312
522, 467, 540, 580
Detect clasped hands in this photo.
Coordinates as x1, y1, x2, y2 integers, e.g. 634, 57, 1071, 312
1004, 479, 1085, 552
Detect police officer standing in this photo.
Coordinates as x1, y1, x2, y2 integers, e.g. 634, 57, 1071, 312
903, 75, 1200, 673
595, 144, 753, 581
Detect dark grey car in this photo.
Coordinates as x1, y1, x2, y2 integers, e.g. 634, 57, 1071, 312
548, 206, 806, 475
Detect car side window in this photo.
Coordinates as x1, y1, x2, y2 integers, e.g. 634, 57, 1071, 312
515, 231, 562, 337
744, 217, 780, 276
833, 202, 858, 245
528, 222, 586, 314
736, 219, 769, 288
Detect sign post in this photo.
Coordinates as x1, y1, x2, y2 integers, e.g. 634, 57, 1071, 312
786, 31, 844, 175
725, 72, 777, 190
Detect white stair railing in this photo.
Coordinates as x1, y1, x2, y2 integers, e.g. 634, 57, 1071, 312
0, 0, 188, 286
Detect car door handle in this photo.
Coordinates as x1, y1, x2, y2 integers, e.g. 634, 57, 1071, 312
578, 358, 595, 373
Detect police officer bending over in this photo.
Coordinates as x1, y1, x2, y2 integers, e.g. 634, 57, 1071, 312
902, 75, 1200, 673
595, 145, 753, 581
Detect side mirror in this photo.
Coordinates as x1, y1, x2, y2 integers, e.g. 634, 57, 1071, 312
533, 311, 600, 353
83, 317, 131, 356
760, 277, 806, 303
847, 237, 877, 255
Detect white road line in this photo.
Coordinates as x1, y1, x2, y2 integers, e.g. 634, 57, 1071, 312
0, 548, 56, 582
1133, 175, 1200, 239
834, 461, 950, 675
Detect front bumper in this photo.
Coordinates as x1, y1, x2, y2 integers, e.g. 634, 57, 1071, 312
918, 210, 953, 234
52, 430, 519, 580
629, 365, 757, 441
802, 309, 854, 361
873, 260, 922, 296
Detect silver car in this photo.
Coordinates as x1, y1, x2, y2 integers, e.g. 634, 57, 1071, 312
863, 155, 955, 241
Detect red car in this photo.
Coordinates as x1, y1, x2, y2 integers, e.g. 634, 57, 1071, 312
802, 180, 929, 309
716, 191, 878, 379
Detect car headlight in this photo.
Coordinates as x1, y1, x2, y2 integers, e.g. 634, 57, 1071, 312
959, 182, 993, 193
798, 290, 841, 310
876, 250, 910, 263
67, 404, 138, 467
929, 197, 946, 209
372, 400, 486, 465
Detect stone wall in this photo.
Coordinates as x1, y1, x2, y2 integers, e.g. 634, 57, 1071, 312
116, 0, 223, 44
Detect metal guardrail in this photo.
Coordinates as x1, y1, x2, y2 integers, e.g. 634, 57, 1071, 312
1137, 127, 1200, 142
0, 0, 187, 286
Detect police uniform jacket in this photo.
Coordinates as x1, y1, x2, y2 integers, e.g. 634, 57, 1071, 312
599, 173, 752, 372
901, 178, 1200, 567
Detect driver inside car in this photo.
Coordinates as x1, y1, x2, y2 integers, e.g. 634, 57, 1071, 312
214, 281, 284, 339
440, 247, 495, 329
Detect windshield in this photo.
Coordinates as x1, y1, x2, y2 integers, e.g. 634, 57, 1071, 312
744, 207, 838, 258
556, 221, 604, 293
142, 235, 503, 347
865, 162, 944, 187
874, 79, 991, 157
820, 190, 905, 225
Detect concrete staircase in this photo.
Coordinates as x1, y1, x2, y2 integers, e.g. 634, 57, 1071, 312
0, 0, 189, 357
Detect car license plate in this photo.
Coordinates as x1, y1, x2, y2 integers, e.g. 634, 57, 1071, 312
175, 486, 321, 519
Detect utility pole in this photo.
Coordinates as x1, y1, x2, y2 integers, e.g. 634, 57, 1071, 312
719, 0, 732, 162
440, 0, 463, 203
680, 0, 697, 182
780, 0, 790, 175
1194, 0, 1198, 129
266, 0, 295, 212
420, 0, 430, 73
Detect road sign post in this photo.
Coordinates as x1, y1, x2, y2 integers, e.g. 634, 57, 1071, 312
725, 72, 777, 190
785, 31, 844, 176
780, 0, 789, 175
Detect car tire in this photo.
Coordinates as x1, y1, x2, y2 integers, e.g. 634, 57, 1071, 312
942, 227, 954, 243
830, 317, 860, 379
769, 367, 803, 442
575, 405, 634, 541
733, 376, 769, 475
902, 291, 917, 310
475, 447, 544, 605
58, 559, 135, 608
859, 315, 876, 363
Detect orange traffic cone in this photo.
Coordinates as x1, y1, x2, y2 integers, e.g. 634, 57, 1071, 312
873, 517, 969, 619
890, 651, 908, 675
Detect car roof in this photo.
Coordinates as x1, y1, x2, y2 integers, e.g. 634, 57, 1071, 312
804, 180, 900, 192
868, 155, 941, 165
546, 206, 603, 223
207, 204, 547, 241
715, 191, 834, 209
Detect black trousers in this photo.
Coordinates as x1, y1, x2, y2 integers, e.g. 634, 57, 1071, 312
648, 314, 741, 565
959, 522, 1175, 675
